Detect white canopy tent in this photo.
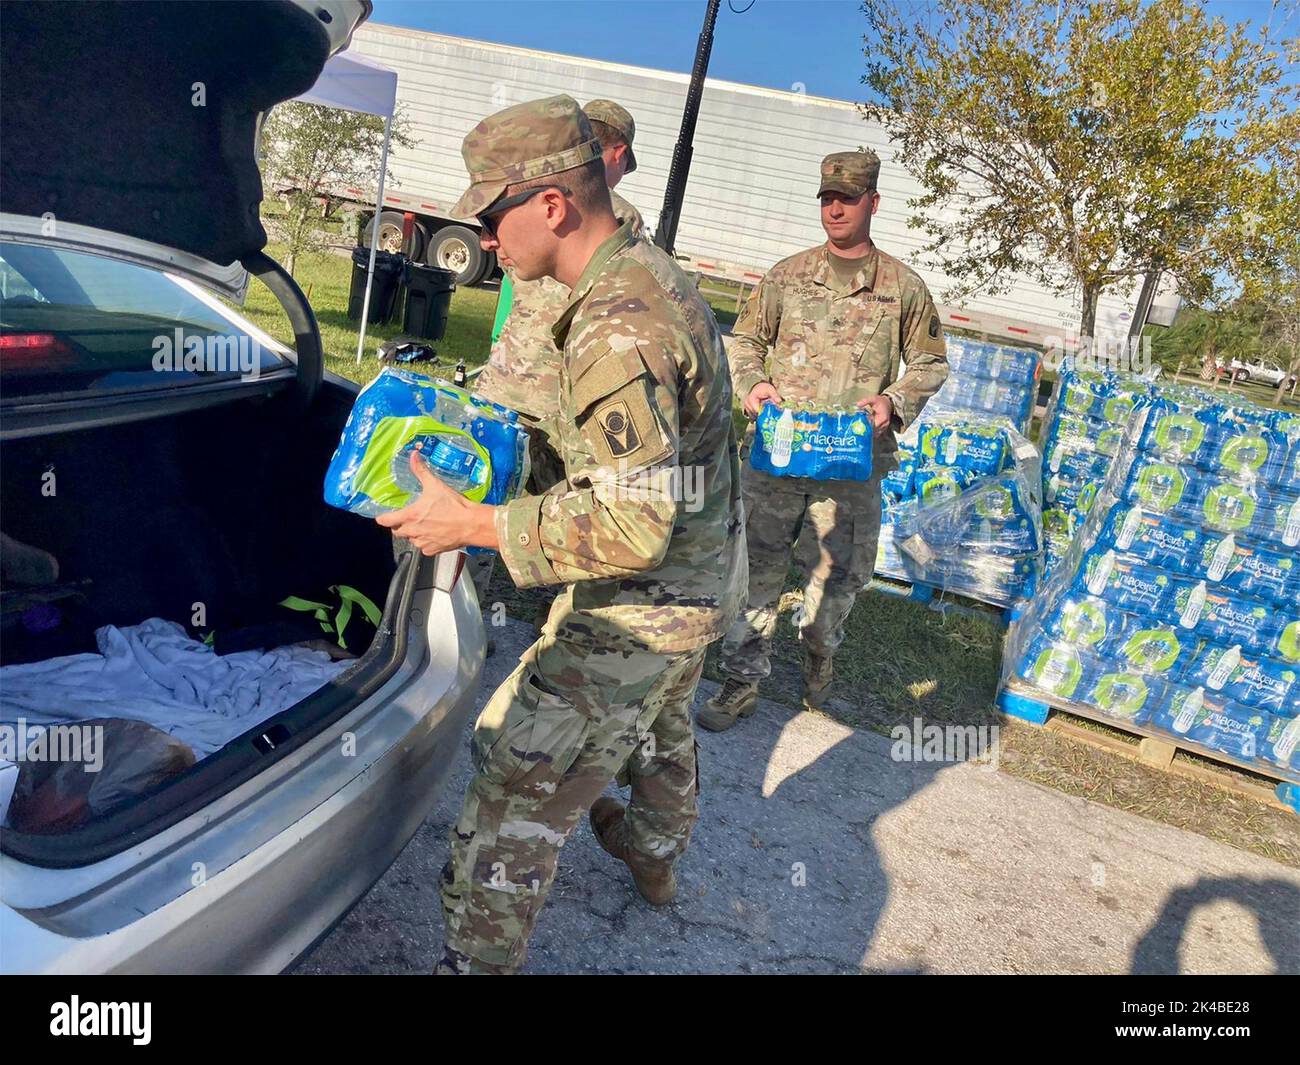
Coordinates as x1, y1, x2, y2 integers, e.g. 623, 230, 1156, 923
293, 50, 399, 364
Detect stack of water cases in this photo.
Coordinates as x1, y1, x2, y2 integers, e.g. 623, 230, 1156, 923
1039, 362, 1159, 578
1007, 387, 1300, 780
923, 337, 1042, 435
877, 412, 1043, 608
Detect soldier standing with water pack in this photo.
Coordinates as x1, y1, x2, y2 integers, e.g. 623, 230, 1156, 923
699, 148, 949, 730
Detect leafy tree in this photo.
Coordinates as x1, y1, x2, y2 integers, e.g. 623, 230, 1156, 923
1265, 277, 1300, 402
259, 102, 413, 276
1245, 201, 1300, 401
860, 0, 1298, 338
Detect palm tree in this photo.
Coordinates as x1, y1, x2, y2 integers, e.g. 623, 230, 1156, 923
1150, 302, 1262, 384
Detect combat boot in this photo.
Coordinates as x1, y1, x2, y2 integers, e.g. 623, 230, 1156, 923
696, 677, 759, 732
802, 650, 834, 709
589, 797, 676, 905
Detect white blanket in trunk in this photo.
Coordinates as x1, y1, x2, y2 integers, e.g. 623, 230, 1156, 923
0, 617, 351, 760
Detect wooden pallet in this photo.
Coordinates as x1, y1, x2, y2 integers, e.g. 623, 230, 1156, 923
998, 683, 1300, 815
870, 573, 1028, 626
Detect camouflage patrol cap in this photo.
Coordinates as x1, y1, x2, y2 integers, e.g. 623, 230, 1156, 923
583, 98, 638, 174
817, 149, 881, 198
452, 94, 602, 219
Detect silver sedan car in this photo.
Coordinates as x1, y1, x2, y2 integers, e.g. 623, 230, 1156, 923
0, 0, 483, 972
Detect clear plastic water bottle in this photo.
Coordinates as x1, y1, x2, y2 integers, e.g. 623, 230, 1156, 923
1179, 580, 1207, 628
771, 408, 794, 469
1276, 714, 1300, 763
392, 435, 487, 496
1173, 686, 1205, 733
1285, 498, 1300, 547
1206, 645, 1241, 691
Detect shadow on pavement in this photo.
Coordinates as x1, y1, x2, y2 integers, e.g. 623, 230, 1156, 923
1131, 875, 1300, 975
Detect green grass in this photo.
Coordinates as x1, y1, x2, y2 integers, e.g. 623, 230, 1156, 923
698, 575, 1007, 735
696, 277, 745, 330
233, 241, 497, 383
238, 238, 749, 383
1170, 370, 1300, 413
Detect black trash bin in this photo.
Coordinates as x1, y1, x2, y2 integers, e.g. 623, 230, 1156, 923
347, 247, 406, 324
401, 263, 457, 341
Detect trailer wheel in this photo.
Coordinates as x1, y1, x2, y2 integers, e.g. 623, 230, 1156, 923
361, 211, 429, 260
362, 210, 407, 254
428, 225, 488, 285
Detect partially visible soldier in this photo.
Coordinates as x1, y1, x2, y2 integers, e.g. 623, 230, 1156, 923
698, 148, 948, 731
376, 95, 745, 974
468, 98, 645, 612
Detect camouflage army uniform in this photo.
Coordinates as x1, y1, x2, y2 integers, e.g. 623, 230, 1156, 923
473, 91, 646, 486
441, 95, 746, 975
472, 187, 645, 483
713, 150, 948, 706
469, 188, 644, 606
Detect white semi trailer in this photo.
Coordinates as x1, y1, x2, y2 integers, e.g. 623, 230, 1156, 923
330, 21, 1178, 347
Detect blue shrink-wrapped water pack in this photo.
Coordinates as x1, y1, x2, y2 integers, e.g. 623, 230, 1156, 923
1038, 361, 1160, 578
876, 411, 1042, 608
749, 403, 874, 481
324, 368, 531, 536
923, 337, 1041, 434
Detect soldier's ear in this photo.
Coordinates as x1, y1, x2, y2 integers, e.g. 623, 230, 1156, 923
869, 190, 881, 217
543, 187, 573, 234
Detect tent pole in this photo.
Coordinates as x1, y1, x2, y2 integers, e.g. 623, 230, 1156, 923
356, 111, 394, 365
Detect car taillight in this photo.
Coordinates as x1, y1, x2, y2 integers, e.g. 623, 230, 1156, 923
452, 551, 467, 586
0, 332, 79, 370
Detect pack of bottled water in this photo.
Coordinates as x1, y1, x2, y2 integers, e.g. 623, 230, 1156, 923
749, 403, 875, 481
1005, 383, 1300, 778
923, 337, 1041, 434
876, 411, 1043, 608
324, 368, 531, 536
1039, 361, 1160, 578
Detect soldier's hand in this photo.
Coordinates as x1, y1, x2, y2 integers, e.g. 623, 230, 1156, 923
857, 394, 894, 434
376, 452, 497, 555
744, 381, 783, 419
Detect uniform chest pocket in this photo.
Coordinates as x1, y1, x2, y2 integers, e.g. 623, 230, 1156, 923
853, 303, 898, 376
774, 291, 822, 365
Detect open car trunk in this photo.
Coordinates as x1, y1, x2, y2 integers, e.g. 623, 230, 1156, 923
0, 379, 407, 863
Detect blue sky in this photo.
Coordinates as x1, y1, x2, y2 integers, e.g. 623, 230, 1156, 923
368, 0, 1296, 103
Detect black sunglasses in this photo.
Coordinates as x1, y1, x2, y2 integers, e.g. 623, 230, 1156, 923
479, 184, 572, 238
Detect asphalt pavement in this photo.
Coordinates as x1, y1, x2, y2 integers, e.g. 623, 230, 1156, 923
298, 617, 1300, 975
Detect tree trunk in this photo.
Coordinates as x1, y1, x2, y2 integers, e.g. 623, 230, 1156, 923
1201, 329, 1218, 382
1279, 345, 1300, 404
284, 197, 312, 279
1081, 284, 1100, 340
